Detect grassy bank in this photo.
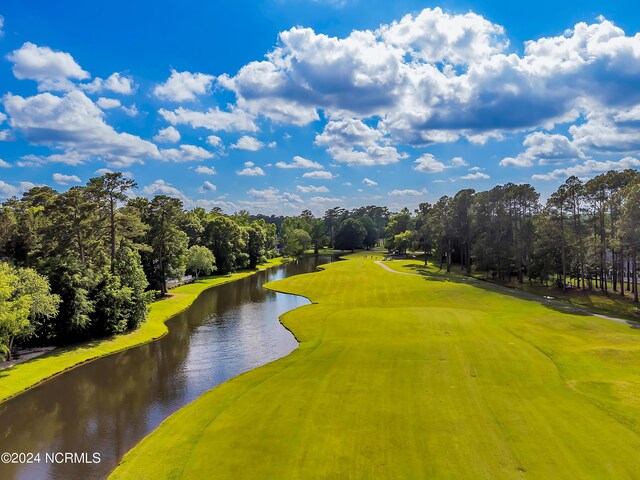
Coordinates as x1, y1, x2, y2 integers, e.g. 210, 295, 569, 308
112, 252, 640, 479
0, 257, 288, 403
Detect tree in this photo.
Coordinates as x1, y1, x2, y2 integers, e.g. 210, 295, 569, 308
140, 196, 189, 295
335, 219, 366, 252
0, 263, 60, 360
619, 180, 640, 302
393, 230, 417, 257
203, 214, 246, 274
309, 219, 327, 254
359, 215, 378, 250
244, 221, 268, 268
284, 229, 311, 256
87, 172, 137, 267
186, 245, 216, 279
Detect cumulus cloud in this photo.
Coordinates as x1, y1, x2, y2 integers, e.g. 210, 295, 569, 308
153, 126, 181, 143
296, 185, 329, 193
206, 135, 222, 147
18, 151, 89, 167
81, 72, 136, 95
315, 118, 405, 166
0, 159, 11, 168
378, 7, 507, 65
0, 181, 38, 199
4, 90, 160, 167
500, 132, 585, 167
231, 135, 264, 151
388, 188, 427, 196
217, 13, 640, 151
362, 177, 378, 186
237, 161, 265, 176
52, 173, 82, 185
532, 157, 640, 181
243, 187, 303, 210
413, 153, 446, 173
161, 144, 213, 162
303, 170, 334, 179
195, 165, 216, 175
142, 179, 186, 199
460, 172, 490, 180
275, 155, 323, 169
97, 97, 121, 110
159, 106, 257, 133
7, 42, 89, 91
154, 69, 215, 102
199, 181, 217, 192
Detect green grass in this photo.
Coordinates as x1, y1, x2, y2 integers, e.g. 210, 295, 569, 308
0, 257, 288, 403
111, 253, 640, 479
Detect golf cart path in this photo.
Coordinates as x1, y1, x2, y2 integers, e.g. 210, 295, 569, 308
375, 261, 631, 326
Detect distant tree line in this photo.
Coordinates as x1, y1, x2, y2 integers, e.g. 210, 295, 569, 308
400, 170, 640, 303
3, 168, 640, 359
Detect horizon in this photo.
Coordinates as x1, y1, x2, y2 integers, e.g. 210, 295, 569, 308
1, 1, 640, 215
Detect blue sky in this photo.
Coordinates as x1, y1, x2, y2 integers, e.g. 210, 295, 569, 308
1, 0, 640, 214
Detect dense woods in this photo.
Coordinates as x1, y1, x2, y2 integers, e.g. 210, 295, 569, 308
1, 169, 640, 359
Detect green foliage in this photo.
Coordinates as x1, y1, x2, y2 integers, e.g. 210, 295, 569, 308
186, 245, 217, 279
283, 229, 311, 257
335, 218, 366, 252
0, 263, 59, 360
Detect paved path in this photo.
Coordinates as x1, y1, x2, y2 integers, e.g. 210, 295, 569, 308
375, 261, 633, 326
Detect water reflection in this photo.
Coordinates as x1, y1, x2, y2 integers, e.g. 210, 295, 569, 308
0, 257, 329, 480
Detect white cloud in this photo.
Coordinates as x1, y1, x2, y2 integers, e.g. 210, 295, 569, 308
0, 181, 39, 199
362, 177, 378, 186
413, 153, 446, 173
532, 157, 640, 181
315, 119, 405, 166
460, 172, 490, 180
153, 126, 181, 143
18, 151, 89, 167
3, 91, 160, 167
94, 168, 134, 179
52, 173, 82, 185
296, 185, 329, 193
388, 188, 427, 196
218, 14, 640, 149
159, 106, 257, 132
195, 165, 216, 175
0, 159, 11, 168
81, 73, 136, 95
0, 130, 13, 141
206, 135, 222, 147
231, 135, 264, 151
154, 69, 215, 102
378, 7, 507, 65
450, 156, 468, 167
275, 155, 323, 169
161, 144, 213, 162
199, 181, 217, 192
97, 97, 122, 109
7, 42, 90, 91
237, 161, 265, 176
142, 179, 186, 199
303, 170, 334, 179
500, 132, 585, 167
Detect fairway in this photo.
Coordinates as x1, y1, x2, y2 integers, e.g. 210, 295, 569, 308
111, 254, 640, 479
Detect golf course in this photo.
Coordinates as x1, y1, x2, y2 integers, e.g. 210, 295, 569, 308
111, 253, 640, 479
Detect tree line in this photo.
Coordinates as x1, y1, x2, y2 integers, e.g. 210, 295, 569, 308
2, 168, 640, 360
401, 170, 640, 303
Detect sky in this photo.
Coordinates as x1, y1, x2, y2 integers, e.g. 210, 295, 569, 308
1, 0, 640, 214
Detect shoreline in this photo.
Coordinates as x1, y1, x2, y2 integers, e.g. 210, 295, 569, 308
0, 257, 289, 404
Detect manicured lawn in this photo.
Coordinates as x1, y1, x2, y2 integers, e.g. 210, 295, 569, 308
0, 257, 288, 403
111, 253, 640, 479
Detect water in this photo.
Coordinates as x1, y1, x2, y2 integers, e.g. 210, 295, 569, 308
0, 256, 330, 480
